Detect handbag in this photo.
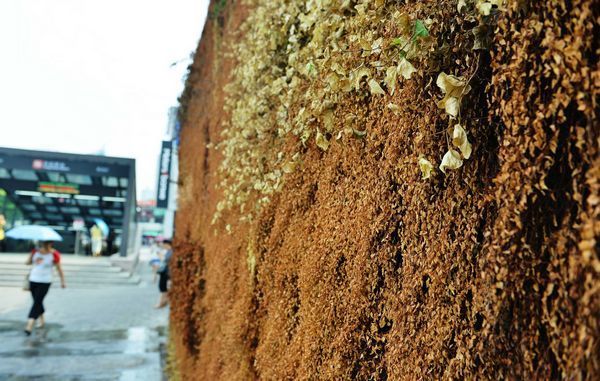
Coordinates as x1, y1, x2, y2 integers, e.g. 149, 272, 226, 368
23, 250, 34, 291
23, 272, 31, 291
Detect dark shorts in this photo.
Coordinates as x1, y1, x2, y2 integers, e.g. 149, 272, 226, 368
158, 272, 169, 293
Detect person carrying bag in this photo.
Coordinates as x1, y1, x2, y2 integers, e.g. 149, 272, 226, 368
24, 241, 66, 335
154, 239, 172, 309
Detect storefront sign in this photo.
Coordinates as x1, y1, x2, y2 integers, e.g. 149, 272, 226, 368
156, 141, 172, 208
38, 181, 80, 194
0, 151, 130, 177
32, 159, 71, 172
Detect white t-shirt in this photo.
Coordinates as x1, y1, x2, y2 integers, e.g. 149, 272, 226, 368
29, 251, 60, 283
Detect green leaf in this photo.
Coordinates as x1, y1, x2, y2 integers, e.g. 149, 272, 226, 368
391, 38, 403, 46
414, 20, 429, 38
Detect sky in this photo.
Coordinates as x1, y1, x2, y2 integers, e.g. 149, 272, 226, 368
0, 0, 210, 199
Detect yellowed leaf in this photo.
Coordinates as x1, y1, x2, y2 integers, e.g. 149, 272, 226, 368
439, 149, 463, 173
352, 128, 367, 139
387, 103, 401, 115
371, 37, 383, 55
476, 0, 504, 15
385, 67, 398, 95
352, 67, 371, 90
340, 79, 353, 93
305, 62, 317, 77
322, 110, 335, 132
397, 13, 411, 35
300, 129, 311, 145
437, 72, 470, 117
368, 79, 386, 95
478, 2, 491, 15
444, 97, 460, 118
282, 162, 296, 174
397, 58, 416, 80
316, 130, 330, 151
452, 124, 472, 159
436, 72, 471, 98
418, 156, 435, 179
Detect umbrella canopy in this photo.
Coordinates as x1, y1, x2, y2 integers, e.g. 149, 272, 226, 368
6, 225, 63, 242
93, 218, 110, 236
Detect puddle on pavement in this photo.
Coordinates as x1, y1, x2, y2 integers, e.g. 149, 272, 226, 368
0, 320, 166, 356
47, 328, 129, 342
1, 321, 126, 340
0, 320, 33, 333
0, 376, 117, 381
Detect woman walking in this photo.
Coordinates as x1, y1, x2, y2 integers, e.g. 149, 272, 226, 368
24, 240, 66, 335
154, 239, 172, 309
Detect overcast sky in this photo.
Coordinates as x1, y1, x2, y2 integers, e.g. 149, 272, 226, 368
0, 0, 209, 199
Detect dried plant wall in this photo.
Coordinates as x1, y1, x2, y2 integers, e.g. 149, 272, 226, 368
170, 0, 599, 379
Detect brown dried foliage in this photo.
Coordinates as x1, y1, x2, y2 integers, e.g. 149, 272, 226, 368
169, 0, 599, 379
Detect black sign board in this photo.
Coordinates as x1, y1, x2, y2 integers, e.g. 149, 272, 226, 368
0, 151, 130, 177
156, 141, 172, 208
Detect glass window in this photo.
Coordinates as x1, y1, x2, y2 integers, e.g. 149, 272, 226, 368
45, 206, 59, 212
47, 172, 66, 183
45, 213, 63, 221
12, 169, 38, 181
103, 209, 123, 216
60, 207, 81, 214
120, 178, 129, 188
76, 199, 99, 207
88, 209, 102, 216
32, 196, 53, 204
21, 204, 37, 211
102, 176, 119, 187
14, 208, 24, 224
0, 168, 10, 179
66, 174, 93, 185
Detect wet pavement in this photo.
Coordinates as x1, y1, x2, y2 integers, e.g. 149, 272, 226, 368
0, 249, 169, 380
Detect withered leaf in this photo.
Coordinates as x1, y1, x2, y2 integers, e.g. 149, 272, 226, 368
418, 156, 435, 179
439, 149, 463, 173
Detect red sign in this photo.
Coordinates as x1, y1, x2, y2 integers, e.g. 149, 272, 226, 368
138, 199, 157, 207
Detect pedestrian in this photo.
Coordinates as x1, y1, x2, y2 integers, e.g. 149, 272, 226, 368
106, 229, 116, 255
90, 224, 103, 256
24, 240, 66, 335
154, 239, 172, 309
0, 214, 6, 252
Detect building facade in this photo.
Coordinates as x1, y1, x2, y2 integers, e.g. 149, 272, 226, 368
0, 147, 137, 256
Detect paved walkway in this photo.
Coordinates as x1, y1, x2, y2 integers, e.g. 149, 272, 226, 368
0, 248, 169, 380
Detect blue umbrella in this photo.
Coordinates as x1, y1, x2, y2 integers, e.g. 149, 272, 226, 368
6, 225, 63, 242
93, 218, 110, 236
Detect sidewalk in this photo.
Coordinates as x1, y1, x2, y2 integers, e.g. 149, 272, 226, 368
0, 247, 169, 380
